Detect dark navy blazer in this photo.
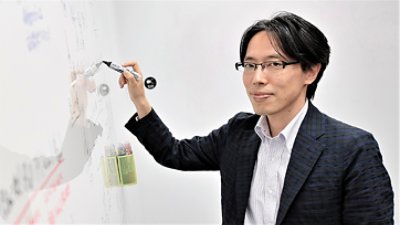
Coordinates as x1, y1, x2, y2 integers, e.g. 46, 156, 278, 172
126, 102, 393, 225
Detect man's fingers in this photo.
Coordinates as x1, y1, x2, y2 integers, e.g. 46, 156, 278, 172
122, 70, 137, 82
122, 60, 143, 75
119, 74, 127, 88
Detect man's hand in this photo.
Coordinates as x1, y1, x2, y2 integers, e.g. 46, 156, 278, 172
119, 60, 152, 119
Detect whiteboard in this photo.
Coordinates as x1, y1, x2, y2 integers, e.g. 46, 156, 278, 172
0, 1, 129, 224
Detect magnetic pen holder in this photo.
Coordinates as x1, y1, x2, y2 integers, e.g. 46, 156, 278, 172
101, 155, 137, 187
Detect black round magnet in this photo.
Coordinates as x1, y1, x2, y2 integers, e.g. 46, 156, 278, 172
144, 77, 157, 89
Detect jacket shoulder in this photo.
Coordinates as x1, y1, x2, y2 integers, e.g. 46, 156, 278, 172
322, 112, 373, 138
227, 112, 260, 130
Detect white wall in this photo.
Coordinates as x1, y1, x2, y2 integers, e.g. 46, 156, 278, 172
110, 1, 399, 224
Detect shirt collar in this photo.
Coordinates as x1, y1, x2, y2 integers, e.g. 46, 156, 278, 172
254, 100, 309, 152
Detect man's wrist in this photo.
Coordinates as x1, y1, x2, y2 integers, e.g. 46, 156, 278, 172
134, 97, 152, 119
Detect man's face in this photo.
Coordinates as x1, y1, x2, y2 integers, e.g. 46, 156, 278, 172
242, 31, 317, 118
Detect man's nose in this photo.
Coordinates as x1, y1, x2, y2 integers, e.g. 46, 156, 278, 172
252, 66, 268, 85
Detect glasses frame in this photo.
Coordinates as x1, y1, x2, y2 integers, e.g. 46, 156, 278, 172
235, 61, 299, 73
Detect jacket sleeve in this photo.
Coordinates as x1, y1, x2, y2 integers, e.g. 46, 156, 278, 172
125, 108, 230, 171
342, 132, 394, 224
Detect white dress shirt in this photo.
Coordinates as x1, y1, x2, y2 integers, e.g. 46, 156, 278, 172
244, 101, 308, 225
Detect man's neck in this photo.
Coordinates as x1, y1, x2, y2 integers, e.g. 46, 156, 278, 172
266, 99, 308, 137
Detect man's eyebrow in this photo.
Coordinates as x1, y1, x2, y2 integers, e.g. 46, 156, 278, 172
244, 54, 283, 62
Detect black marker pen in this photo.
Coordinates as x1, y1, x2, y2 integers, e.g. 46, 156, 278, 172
103, 61, 140, 81
103, 61, 157, 89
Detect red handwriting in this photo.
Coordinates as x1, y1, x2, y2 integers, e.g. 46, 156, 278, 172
13, 160, 71, 225
27, 210, 40, 225
44, 173, 64, 204
47, 184, 70, 225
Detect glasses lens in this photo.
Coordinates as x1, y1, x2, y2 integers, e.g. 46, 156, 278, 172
264, 62, 284, 72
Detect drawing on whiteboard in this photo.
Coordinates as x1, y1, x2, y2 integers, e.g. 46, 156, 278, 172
23, 3, 50, 51
0, 1, 128, 224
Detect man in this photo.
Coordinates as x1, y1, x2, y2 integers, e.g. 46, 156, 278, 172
119, 12, 393, 225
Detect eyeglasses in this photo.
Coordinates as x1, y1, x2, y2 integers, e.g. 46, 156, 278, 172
235, 61, 299, 74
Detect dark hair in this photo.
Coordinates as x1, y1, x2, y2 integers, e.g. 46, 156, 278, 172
239, 12, 330, 99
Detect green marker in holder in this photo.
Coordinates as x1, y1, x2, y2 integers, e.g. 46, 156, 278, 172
101, 156, 119, 187
117, 154, 137, 185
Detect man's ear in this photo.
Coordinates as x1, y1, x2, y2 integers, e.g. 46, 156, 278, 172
305, 63, 321, 85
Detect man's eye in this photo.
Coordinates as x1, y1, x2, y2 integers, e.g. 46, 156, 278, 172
244, 63, 256, 69
267, 62, 283, 67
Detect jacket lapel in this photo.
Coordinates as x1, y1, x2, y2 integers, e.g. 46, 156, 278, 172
234, 115, 261, 223
276, 103, 326, 225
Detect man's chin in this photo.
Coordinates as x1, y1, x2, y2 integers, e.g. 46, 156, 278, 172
252, 107, 273, 116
